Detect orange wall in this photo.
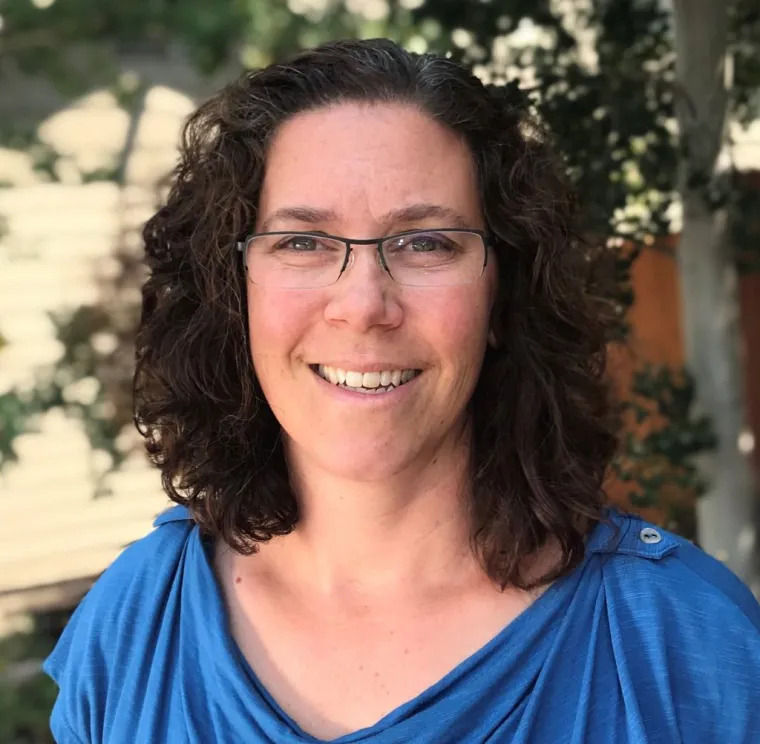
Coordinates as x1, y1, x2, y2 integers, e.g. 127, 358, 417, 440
627, 247, 683, 367
621, 245, 760, 472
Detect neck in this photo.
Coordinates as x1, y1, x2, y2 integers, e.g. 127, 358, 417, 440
254, 431, 484, 601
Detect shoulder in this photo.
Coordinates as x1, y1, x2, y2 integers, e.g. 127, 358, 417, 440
42, 505, 195, 743
588, 509, 760, 738
589, 508, 760, 629
47, 504, 195, 649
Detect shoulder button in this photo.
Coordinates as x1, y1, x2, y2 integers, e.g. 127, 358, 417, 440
588, 511, 678, 560
639, 527, 663, 545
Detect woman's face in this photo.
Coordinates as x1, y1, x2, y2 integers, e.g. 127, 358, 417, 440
247, 102, 497, 482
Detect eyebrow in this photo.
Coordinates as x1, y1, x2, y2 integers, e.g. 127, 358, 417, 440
257, 203, 475, 233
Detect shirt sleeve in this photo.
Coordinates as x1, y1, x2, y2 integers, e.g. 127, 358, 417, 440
43, 590, 105, 744
599, 514, 760, 744
674, 537, 760, 742
42, 511, 193, 744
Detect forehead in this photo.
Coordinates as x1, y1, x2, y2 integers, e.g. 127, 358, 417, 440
256, 102, 482, 229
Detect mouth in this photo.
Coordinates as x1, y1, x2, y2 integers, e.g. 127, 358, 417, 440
310, 364, 422, 395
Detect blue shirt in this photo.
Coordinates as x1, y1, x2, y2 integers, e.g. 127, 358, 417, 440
43, 506, 760, 743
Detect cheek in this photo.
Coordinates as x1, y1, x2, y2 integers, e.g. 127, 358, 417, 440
246, 288, 321, 370
410, 288, 492, 369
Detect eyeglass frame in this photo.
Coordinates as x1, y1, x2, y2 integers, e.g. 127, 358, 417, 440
235, 227, 492, 287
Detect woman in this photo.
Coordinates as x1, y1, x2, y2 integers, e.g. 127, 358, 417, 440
44, 38, 760, 743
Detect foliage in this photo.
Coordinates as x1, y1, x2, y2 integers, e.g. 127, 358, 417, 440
416, 0, 677, 243
730, 0, 760, 127
0, 667, 57, 744
1, 0, 248, 89
0, 0, 425, 87
612, 364, 717, 539
0, 390, 35, 470
0, 607, 74, 744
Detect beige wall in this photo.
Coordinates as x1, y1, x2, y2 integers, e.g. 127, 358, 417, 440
0, 58, 216, 635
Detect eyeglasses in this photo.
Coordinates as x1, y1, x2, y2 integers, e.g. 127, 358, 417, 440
236, 229, 490, 289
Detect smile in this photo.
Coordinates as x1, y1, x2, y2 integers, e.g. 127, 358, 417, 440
311, 364, 421, 394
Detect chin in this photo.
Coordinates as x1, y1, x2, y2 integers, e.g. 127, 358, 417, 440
309, 438, 421, 483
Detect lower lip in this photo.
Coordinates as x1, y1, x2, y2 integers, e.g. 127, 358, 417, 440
311, 368, 421, 403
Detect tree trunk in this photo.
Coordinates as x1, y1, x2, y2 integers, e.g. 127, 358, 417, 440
671, 0, 759, 592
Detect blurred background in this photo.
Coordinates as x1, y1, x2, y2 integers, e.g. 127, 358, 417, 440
0, 0, 758, 739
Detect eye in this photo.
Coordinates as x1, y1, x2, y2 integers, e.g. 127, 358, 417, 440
277, 235, 321, 252
391, 233, 456, 253
408, 235, 441, 252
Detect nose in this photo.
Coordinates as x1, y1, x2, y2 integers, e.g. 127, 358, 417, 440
322, 245, 403, 332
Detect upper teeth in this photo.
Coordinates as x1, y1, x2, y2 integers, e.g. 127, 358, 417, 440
317, 365, 417, 389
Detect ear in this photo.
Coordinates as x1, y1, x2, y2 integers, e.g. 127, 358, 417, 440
488, 329, 499, 349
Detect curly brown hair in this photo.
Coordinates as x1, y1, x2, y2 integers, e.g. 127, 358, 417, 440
134, 37, 618, 590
